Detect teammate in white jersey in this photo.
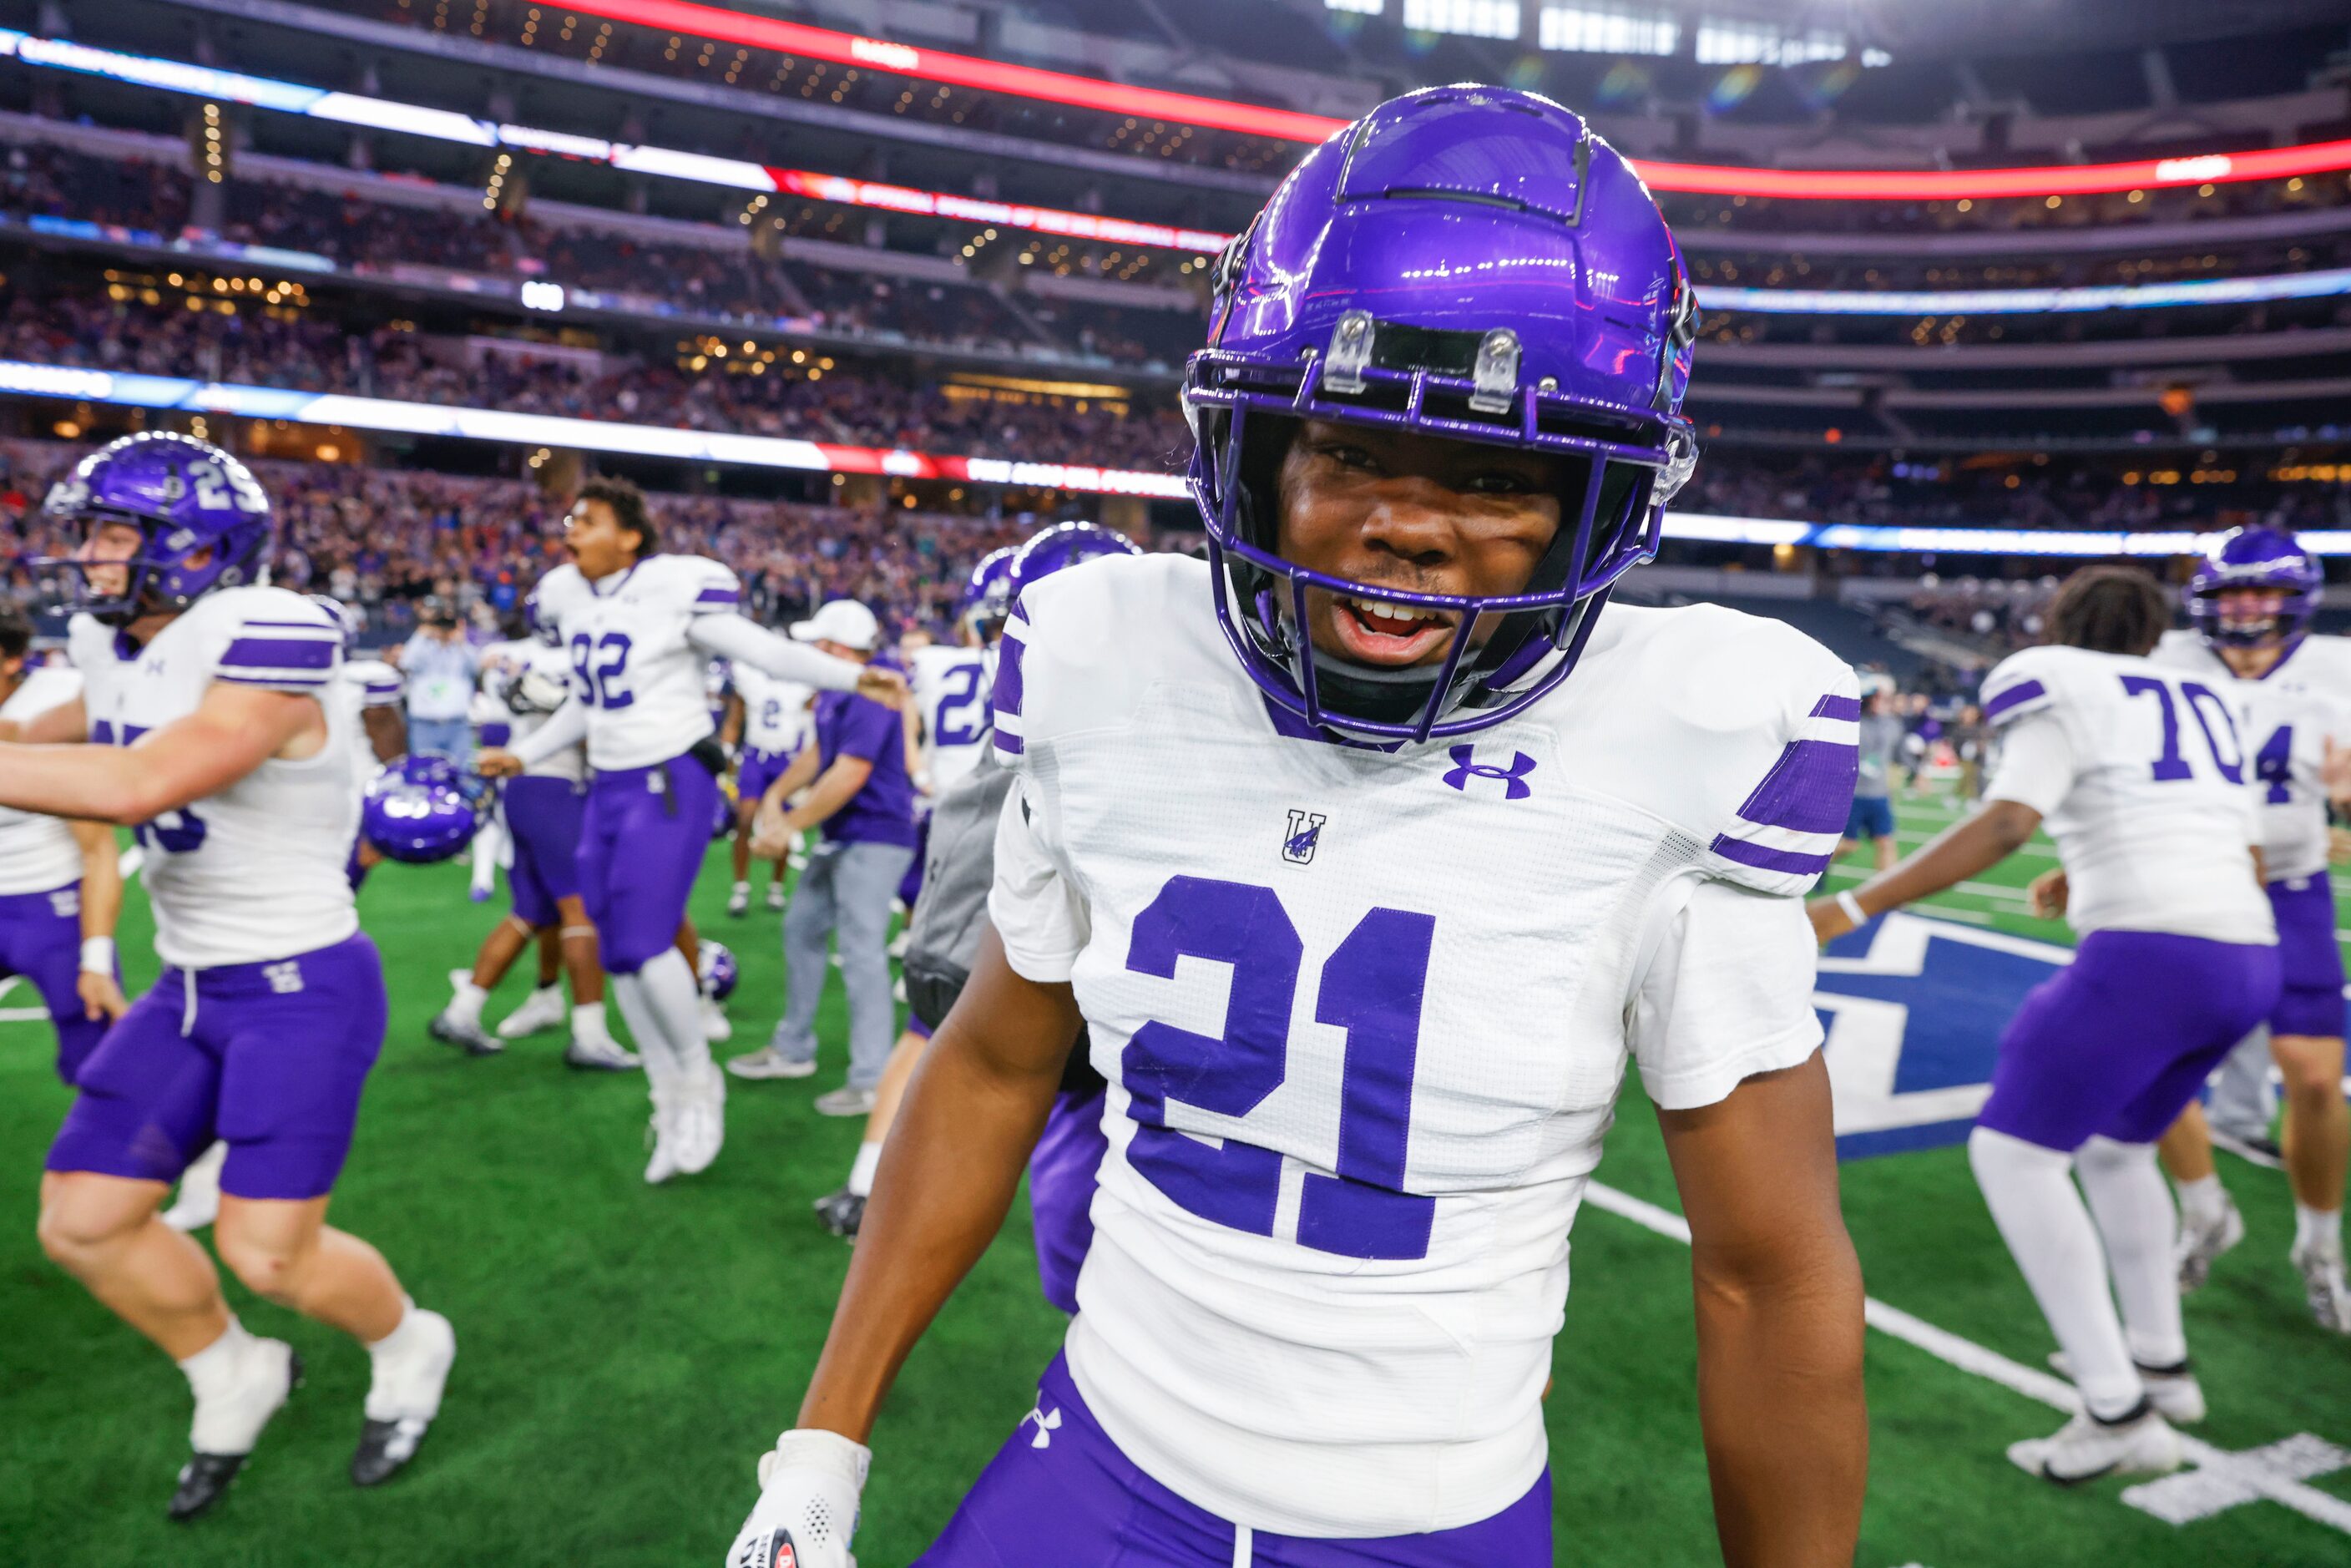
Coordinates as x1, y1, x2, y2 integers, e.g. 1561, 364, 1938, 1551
2146, 528, 2351, 1330
730, 89, 1866, 1568
0, 602, 124, 1084
477, 478, 902, 1184
1813, 565, 2279, 1483
722, 659, 814, 918
6, 433, 453, 1520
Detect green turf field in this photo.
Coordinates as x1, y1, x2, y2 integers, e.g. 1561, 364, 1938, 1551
2, 800, 2346, 1566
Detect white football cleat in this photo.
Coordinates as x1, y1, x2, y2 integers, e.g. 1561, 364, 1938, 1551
2291, 1240, 2351, 1334
354, 1307, 455, 1487
2008, 1404, 2182, 1485
162, 1141, 227, 1234
766, 881, 787, 912
645, 1078, 682, 1185
671, 1065, 726, 1177
727, 882, 751, 918
2045, 1353, 2205, 1424
564, 1031, 641, 1071
727, 1046, 817, 1081
702, 998, 733, 1043
496, 985, 569, 1040
2176, 1191, 2244, 1293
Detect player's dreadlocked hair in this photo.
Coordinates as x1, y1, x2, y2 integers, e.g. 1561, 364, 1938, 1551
577, 476, 656, 559
0, 599, 31, 663
2046, 564, 2171, 657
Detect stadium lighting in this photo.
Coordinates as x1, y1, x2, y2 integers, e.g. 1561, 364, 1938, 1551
1399, 0, 1523, 39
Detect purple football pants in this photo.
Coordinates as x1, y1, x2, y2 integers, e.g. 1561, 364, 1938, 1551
48, 933, 389, 1200
1978, 928, 2281, 1152
1029, 1085, 1106, 1315
917, 1353, 1553, 1566
578, 756, 718, 974
2264, 873, 2345, 1039
506, 773, 587, 929
0, 883, 107, 1085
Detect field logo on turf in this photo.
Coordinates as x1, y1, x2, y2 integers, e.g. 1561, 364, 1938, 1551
1812, 912, 2073, 1160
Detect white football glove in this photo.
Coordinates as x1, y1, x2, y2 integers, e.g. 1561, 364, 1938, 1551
726, 1429, 870, 1568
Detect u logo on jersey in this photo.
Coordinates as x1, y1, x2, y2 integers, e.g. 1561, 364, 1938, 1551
1282, 810, 1327, 865
1442, 745, 1537, 801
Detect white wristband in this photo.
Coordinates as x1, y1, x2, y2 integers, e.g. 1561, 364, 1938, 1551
1835, 891, 1869, 928
80, 936, 115, 975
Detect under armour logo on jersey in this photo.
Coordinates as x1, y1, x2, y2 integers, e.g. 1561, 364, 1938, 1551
1442, 745, 1537, 801
1282, 810, 1327, 866
1022, 1405, 1063, 1449
262, 960, 304, 994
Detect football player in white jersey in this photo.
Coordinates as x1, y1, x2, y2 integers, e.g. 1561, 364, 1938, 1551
2145, 527, 2351, 1330
723, 659, 815, 918
4, 433, 454, 1519
433, 573, 634, 1068
1812, 565, 2279, 1482
728, 89, 1866, 1568
0, 601, 125, 1085
477, 478, 903, 1183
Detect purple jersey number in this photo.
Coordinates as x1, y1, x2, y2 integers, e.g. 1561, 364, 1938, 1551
932, 659, 987, 748
569, 631, 635, 710
2119, 675, 2243, 785
2255, 725, 2294, 805
90, 719, 208, 852
1122, 875, 1438, 1262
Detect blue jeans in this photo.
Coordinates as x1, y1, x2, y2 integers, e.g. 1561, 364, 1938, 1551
408, 716, 472, 761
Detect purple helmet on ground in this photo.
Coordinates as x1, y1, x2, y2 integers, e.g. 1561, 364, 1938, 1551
361, 756, 483, 864
39, 432, 273, 625
958, 545, 1019, 640
698, 939, 738, 1003
1008, 522, 1142, 604
2188, 526, 2322, 648
1181, 86, 1699, 742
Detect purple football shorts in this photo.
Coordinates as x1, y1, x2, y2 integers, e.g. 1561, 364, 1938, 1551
1029, 1085, 1106, 1316
2264, 874, 2344, 1039
916, 1352, 1554, 1566
505, 773, 587, 928
736, 745, 796, 814
0, 883, 107, 1085
578, 755, 719, 974
1978, 928, 2280, 1151
48, 933, 389, 1200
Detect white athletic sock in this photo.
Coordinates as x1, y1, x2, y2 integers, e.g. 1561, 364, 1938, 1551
179, 1315, 255, 1391
572, 1002, 610, 1043
847, 1141, 882, 1198
447, 979, 488, 1028
635, 948, 714, 1077
609, 974, 679, 1079
2295, 1203, 2344, 1258
2075, 1137, 2187, 1368
2174, 1174, 2228, 1228
731, 880, 751, 895
367, 1295, 420, 1356
469, 820, 503, 889
1969, 1125, 2144, 1420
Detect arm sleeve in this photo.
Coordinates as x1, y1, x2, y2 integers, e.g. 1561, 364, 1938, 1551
1630, 878, 1825, 1112
686, 614, 861, 693
1982, 712, 2077, 817
987, 781, 1088, 984
510, 698, 589, 766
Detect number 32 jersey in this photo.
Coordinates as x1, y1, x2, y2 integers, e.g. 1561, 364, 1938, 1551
552, 554, 741, 771
2151, 629, 2351, 884
69, 588, 357, 969
987, 554, 1857, 1538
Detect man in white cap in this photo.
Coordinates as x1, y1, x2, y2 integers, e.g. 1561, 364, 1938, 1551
729, 599, 918, 1115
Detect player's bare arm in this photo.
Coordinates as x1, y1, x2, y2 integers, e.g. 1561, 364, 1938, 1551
1808, 800, 2042, 942
0, 682, 324, 825
1657, 1054, 1867, 1567
66, 817, 126, 1022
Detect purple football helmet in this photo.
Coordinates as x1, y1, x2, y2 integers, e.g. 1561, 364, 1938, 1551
1008, 522, 1142, 604
958, 545, 1019, 640
1181, 86, 1698, 741
698, 939, 738, 1003
2188, 526, 2322, 648
39, 432, 273, 625
361, 756, 483, 864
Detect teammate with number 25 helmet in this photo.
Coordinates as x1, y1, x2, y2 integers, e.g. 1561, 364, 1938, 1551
40, 431, 273, 623
730, 87, 1864, 1568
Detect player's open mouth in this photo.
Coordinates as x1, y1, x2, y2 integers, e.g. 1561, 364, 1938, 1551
1330, 593, 1459, 667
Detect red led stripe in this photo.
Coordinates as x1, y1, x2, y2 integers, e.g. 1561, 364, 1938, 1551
1637, 139, 2351, 200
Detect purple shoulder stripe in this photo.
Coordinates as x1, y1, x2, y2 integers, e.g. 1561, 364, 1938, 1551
695, 587, 740, 604
1810, 693, 1861, 722
1735, 738, 1858, 836
993, 634, 1027, 721
221, 636, 336, 672
1983, 679, 2047, 721
1710, 833, 1832, 878
993, 731, 1026, 757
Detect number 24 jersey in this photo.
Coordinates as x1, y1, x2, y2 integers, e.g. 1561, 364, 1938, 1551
987, 554, 1857, 1538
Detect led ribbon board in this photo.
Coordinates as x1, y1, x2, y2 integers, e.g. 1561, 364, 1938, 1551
0, 359, 2332, 554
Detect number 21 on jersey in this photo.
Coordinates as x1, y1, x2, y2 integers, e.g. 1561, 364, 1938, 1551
1123, 875, 1437, 1263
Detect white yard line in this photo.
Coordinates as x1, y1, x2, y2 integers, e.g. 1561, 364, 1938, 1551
1583, 1180, 2351, 1539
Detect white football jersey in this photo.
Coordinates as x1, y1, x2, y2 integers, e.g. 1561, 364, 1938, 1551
988, 554, 1853, 1537
70, 589, 358, 969
1981, 645, 2270, 943
552, 554, 742, 771
2152, 629, 2351, 883
0, 665, 86, 895
731, 663, 812, 756
337, 656, 403, 792
911, 642, 992, 792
